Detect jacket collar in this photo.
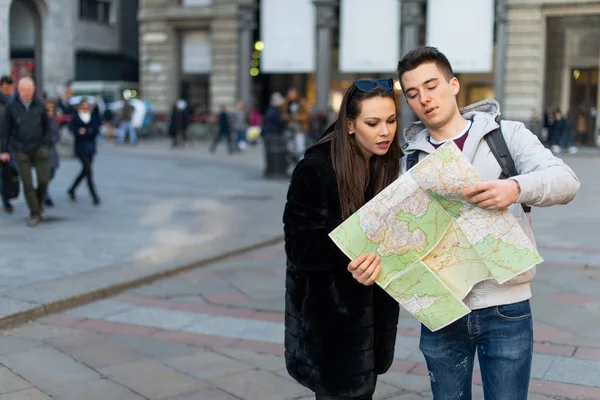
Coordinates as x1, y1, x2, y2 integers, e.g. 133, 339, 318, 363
402, 99, 501, 161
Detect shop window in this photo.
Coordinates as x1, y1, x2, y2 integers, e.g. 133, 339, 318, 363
80, 0, 111, 24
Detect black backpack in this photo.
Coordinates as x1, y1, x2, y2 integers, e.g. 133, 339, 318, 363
405, 124, 531, 213
1, 162, 19, 200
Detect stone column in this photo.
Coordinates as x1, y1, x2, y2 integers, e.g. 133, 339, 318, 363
494, 0, 508, 111
210, 7, 238, 113
313, 0, 337, 113
42, 0, 76, 95
237, 3, 256, 108
0, 1, 10, 77
400, 0, 424, 127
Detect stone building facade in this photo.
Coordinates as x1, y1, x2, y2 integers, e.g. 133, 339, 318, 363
504, 0, 600, 142
138, 0, 254, 114
0, 0, 138, 99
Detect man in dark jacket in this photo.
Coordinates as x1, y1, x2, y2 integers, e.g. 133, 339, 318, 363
0, 75, 16, 213
0, 77, 51, 227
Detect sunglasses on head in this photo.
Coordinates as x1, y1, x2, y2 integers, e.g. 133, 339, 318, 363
353, 78, 394, 93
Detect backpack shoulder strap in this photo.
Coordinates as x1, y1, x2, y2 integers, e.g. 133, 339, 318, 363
484, 122, 531, 213
406, 151, 420, 171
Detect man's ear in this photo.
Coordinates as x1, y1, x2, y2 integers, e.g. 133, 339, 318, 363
450, 76, 460, 96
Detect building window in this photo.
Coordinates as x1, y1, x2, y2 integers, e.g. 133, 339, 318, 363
80, 0, 111, 24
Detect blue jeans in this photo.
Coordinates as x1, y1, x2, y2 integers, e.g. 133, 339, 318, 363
419, 300, 533, 400
118, 122, 137, 145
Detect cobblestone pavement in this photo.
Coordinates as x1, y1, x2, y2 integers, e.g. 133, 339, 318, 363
0, 140, 597, 399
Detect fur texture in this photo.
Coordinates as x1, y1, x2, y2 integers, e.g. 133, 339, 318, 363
283, 141, 400, 397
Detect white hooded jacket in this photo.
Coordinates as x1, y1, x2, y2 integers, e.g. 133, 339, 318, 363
401, 99, 581, 310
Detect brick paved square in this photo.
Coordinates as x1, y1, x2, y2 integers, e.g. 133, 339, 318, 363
0, 365, 33, 394
0, 347, 99, 389
42, 378, 146, 400
0, 388, 51, 400
46, 331, 142, 368
210, 370, 312, 399
106, 334, 200, 360
164, 349, 253, 380
0, 335, 42, 356
99, 359, 206, 399
214, 347, 285, 371
6, 323, 84, 340
63, 299, 134, 319
379, 372, 431, 394
164, 387, 240, 400
106, 306, 201, 331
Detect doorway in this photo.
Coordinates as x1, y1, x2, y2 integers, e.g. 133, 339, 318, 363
9, 0, 43, 88
570, 68, 598, 145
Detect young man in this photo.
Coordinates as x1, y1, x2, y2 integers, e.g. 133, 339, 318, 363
0, 75, 15, 213
397, 47, 580, 399
0, 77, 51, 227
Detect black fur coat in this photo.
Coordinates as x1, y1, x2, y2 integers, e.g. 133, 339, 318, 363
283, 141, 400, 397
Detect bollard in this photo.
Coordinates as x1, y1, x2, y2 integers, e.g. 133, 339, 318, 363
263, 135, 289, 179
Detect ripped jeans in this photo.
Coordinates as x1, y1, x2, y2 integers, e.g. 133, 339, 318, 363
419, 300, 533, 400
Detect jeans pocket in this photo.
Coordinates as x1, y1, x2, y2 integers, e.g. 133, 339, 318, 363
495, 300, 531, 321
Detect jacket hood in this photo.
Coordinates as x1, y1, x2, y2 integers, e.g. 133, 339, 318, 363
403, 99, 501, 149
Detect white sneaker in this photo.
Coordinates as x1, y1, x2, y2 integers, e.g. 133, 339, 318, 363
551, 145, 562, 154
568, 146, 578, 154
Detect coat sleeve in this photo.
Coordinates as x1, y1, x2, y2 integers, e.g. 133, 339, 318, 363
0, 106, 12, 153
503, 121, 580, 207
283, 157, 346, 271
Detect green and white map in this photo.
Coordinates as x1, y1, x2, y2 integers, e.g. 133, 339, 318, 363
329, 141, 543, 332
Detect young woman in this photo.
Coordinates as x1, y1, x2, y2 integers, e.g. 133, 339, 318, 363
67, 99, 101, 206
283, 78, 402, 400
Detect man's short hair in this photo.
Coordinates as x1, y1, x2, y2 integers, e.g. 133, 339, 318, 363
0, 75, 13, 86
397, 46, 455, 85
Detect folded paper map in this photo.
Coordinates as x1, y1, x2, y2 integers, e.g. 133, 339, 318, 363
329, 141, 543, 331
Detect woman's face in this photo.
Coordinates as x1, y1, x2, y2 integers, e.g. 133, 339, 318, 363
79, 102, 90, 113
45, 104, 55, 116
348, 96, 397, 159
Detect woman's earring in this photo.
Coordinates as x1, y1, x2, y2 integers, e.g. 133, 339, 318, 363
349, 131, 355, 136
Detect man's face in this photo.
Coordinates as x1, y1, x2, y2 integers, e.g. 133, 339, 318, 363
0, 83, 13, 98
18, 81, 35, 102
401, 62, 460, 130
287, 89, 298, 102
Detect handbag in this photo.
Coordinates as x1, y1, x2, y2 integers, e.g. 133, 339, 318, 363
1, 162, 19, 200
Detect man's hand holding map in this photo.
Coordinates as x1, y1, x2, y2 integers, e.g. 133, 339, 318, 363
329, 141, 543, 332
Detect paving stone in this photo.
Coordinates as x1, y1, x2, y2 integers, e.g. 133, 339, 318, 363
0, 298, 38, 319
99, 359, 206, 399
6, 323, 85, 340
0, 388, 51, 400
213, 347, 285, 371
129, 277, 232, 298
0, 347, 99, 389
382, 395, 426, 400
393, 336, 423, 363
164, 387, 240, 400
0, 335, 42, 356
183, 315, 283, 343
42, 378, 146, 400
164, 349, 253, 380
0, 365, 33, 394
106, 306, 203, 331
104, 334, 199, 360
211, 370, 312, 399
379, 372, 432, 394
543, 356, 600, 387
46, 331, 142, 368
373, 381, 405, 399
63, 299, 134, 319
531, 354, 556, 380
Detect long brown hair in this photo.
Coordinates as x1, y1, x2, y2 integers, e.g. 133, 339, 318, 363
311, 83, 402, 220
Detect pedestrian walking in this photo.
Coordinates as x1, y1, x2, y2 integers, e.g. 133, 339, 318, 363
210, 104, 234, 154
67, 99, 101, 206
262, 92, 287, 178
282, 88, 310, 157
397, 46, 580, 400
231, 100, 248, 151
283, 78, 402, 399
0, 75, 16, 214
169, 99, 191, 148
44, 100, 61, 207
0, 77, 51, 227
117, 97, 137, 146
